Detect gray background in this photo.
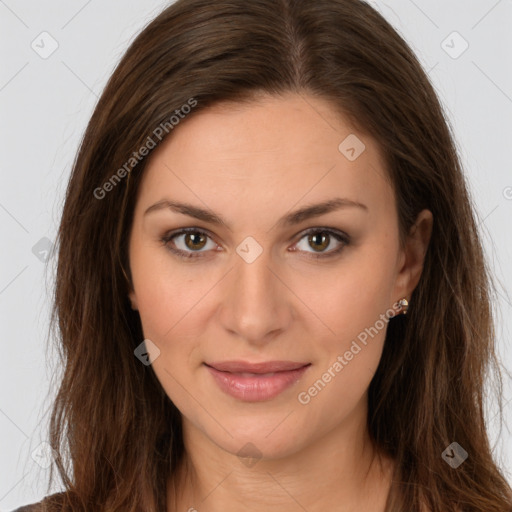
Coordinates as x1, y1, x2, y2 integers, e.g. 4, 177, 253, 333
1, 0, 511, 509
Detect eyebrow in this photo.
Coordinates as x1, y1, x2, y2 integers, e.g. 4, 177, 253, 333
143, 197, 368, 229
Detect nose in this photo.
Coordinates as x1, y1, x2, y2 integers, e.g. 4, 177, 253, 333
218, 244, 293, 345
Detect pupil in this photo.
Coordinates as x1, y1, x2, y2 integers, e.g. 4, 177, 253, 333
187, 233, 205, 249
310, 233, 328, 251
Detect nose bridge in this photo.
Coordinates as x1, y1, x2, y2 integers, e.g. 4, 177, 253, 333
221, 241, 290, 342
235, 247, 275, 302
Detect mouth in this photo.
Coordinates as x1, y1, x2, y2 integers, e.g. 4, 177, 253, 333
204, 360, 311, 402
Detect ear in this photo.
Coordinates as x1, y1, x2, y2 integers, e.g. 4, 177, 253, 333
393, 209, 433, 301
122, 262, 138, 310
128, 290, 138, 311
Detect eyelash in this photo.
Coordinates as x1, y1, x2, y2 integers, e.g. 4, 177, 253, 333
159, 227, 350, 261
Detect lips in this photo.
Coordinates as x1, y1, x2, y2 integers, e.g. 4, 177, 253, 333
205, 360, 310, 374
204, 360, 311, 401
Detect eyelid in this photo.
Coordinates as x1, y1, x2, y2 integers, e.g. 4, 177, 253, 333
160, 227, 219, 259
160, 226, 350, 260
289, 227, 350, 260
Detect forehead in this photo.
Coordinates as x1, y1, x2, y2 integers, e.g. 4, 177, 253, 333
136, 93, 394, 226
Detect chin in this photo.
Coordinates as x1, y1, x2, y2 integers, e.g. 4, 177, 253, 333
204, 418, 309, 462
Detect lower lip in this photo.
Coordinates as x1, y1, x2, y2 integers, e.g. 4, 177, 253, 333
205, 364, 311, 402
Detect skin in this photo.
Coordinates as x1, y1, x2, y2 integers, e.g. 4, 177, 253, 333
127, 92, 433, 512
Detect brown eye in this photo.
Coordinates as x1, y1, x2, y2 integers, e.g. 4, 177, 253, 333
307, 232, 330, 252
161, 227, 349, 261
184, 232, 208, 251
293, 228, 350, 259
160, 228, 216, 259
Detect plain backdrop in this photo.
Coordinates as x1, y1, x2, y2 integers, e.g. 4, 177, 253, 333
1, 0, 511, 509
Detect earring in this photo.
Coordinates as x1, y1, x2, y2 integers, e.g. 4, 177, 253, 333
397, 298, 409, 315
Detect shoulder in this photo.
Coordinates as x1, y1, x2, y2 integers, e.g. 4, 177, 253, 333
10, 492, 67, 512
10, 502, 43, 512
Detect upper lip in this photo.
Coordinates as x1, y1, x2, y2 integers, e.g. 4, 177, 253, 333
205, 360, 311, 373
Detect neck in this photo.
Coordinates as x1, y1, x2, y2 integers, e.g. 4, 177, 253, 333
167, 399, 394, 512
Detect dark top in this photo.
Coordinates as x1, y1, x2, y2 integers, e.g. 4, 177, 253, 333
10, 492, 65, 512
11, 502, 43, 511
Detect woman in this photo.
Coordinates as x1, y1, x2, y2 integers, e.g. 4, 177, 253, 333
12, 0, 512, 510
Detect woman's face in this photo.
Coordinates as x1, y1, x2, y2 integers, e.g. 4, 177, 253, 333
128, 93, 431, 460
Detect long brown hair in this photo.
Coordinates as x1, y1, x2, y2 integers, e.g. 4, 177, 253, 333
42, 0, 512, 510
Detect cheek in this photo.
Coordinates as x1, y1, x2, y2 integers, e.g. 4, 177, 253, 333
130, 240, 209, 338
297, 338, 383, 433
296, 287, 390, 423
294, 250, 397, 343
133, 273, 207, 414
292, 249, 395, 403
